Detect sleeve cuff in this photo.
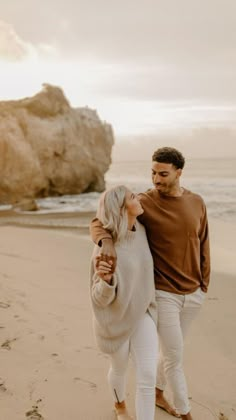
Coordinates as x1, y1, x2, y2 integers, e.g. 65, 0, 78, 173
97, 235, 113, 247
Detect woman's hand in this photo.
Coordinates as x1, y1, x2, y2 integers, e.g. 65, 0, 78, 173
100, 239, 117, 273
95, 256, 114, 283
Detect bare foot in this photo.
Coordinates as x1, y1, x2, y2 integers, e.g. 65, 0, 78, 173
156, 390, 181, 418
114, 400, 133, 419
181, 413, 193, 420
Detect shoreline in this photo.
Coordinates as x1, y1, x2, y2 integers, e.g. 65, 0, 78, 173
0, 210, 235, 276
0, 207, 236, 228
0, 209, 95, 232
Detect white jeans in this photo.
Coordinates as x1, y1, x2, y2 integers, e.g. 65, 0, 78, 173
156, 287, 205, 415
108, 313, 158, 420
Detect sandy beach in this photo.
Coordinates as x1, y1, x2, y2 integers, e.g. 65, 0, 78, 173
0, 214, 235, 420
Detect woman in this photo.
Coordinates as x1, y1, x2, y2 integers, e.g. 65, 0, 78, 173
90, 185, 158, 420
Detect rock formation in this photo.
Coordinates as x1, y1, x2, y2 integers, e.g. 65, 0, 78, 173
0, 84, 114, 203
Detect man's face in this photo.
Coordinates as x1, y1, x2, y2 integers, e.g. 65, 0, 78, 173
151, 161, 182, 195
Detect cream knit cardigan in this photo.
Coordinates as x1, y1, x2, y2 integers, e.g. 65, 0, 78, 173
90, 221, 157, 354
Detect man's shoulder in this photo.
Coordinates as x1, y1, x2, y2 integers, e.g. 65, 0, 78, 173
184, 188, 206, 206
139, 188, 156, 201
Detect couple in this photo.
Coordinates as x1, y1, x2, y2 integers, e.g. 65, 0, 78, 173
89, 147, 210, 420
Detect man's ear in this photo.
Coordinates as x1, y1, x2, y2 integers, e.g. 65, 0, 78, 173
177, 168, 182, 178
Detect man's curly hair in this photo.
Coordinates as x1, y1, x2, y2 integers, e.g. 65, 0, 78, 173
152, 147, 185, 169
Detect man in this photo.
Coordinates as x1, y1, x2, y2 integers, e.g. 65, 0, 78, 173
90, 147, 210, 420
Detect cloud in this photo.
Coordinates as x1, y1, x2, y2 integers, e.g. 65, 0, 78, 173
0, 20, 59, 63
2, 0, 236, 63
37, 43, 59, 59
1, 0, 233, 103
1, 1, 236, 106
102, 66, 236, 103
0, 20, 31, 61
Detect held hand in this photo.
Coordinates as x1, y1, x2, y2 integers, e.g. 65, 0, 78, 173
99, 238, 117, 273
95, 258, 113, 283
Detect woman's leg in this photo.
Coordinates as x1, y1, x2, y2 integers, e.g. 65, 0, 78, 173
108, 340, 133, 418
130, 313, 158, 420
108, 339, 130, 404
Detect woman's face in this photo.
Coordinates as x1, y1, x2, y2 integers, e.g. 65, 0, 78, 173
124, 189, 144, 217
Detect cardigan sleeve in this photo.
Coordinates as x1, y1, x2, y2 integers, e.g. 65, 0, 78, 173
91, 273, 118, 308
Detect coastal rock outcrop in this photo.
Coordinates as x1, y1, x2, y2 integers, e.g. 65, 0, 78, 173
0, 84, 114, 203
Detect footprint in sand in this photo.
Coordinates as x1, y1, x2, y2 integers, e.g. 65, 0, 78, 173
219, 414, 229, 420
0, 273, 12, 279
38, 334, 45, 341
0, 302, 10, 309
1, 337, 18, 350
73, 377, 97, 390
0, 379, 7, 393
25, 405, 44, 420
50, 353, 62, 364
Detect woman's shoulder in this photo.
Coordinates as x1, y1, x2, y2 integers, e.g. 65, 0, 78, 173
114, 222, 143, 251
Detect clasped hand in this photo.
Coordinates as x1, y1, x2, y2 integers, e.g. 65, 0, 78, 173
95, 255, 113, 283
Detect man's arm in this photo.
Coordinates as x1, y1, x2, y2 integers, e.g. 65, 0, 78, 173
90, 217, 112, 245
90, 218, 117, 272
199, 204, 211, 292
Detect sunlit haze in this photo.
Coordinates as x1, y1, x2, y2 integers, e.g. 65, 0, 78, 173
1, 1, 236, 145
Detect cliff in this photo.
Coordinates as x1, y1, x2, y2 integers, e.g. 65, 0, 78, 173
0, 84, 114, 203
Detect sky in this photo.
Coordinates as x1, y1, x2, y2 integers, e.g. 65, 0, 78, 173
1, 0, 236, 137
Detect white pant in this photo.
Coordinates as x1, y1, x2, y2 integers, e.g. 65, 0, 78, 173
156, 287, 205, 415
108, 313, 158, 420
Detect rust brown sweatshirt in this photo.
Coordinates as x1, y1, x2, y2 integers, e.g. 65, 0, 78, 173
90, 188, 210, 294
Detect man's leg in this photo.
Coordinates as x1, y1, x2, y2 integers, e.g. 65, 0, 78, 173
156, 289, 205, 419
156, 350, 180, 417
177, 288, 206, 419
180, 288, 206, 339
156, 290, 191, 417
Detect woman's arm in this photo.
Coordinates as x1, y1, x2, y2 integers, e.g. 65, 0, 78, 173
90, 218, 117, 273
91, 259, 117, 308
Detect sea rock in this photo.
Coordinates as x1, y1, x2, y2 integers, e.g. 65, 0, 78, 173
12, 199, 39, 212
0, 84, 114, 203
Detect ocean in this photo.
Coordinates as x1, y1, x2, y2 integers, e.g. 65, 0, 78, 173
106, 158, 236, 223
1, 158, 236, 224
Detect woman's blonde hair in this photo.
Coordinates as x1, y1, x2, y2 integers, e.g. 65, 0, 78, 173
96, 185, 129, 243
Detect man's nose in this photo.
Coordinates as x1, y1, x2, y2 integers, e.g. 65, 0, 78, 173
153, 173, 160, 183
